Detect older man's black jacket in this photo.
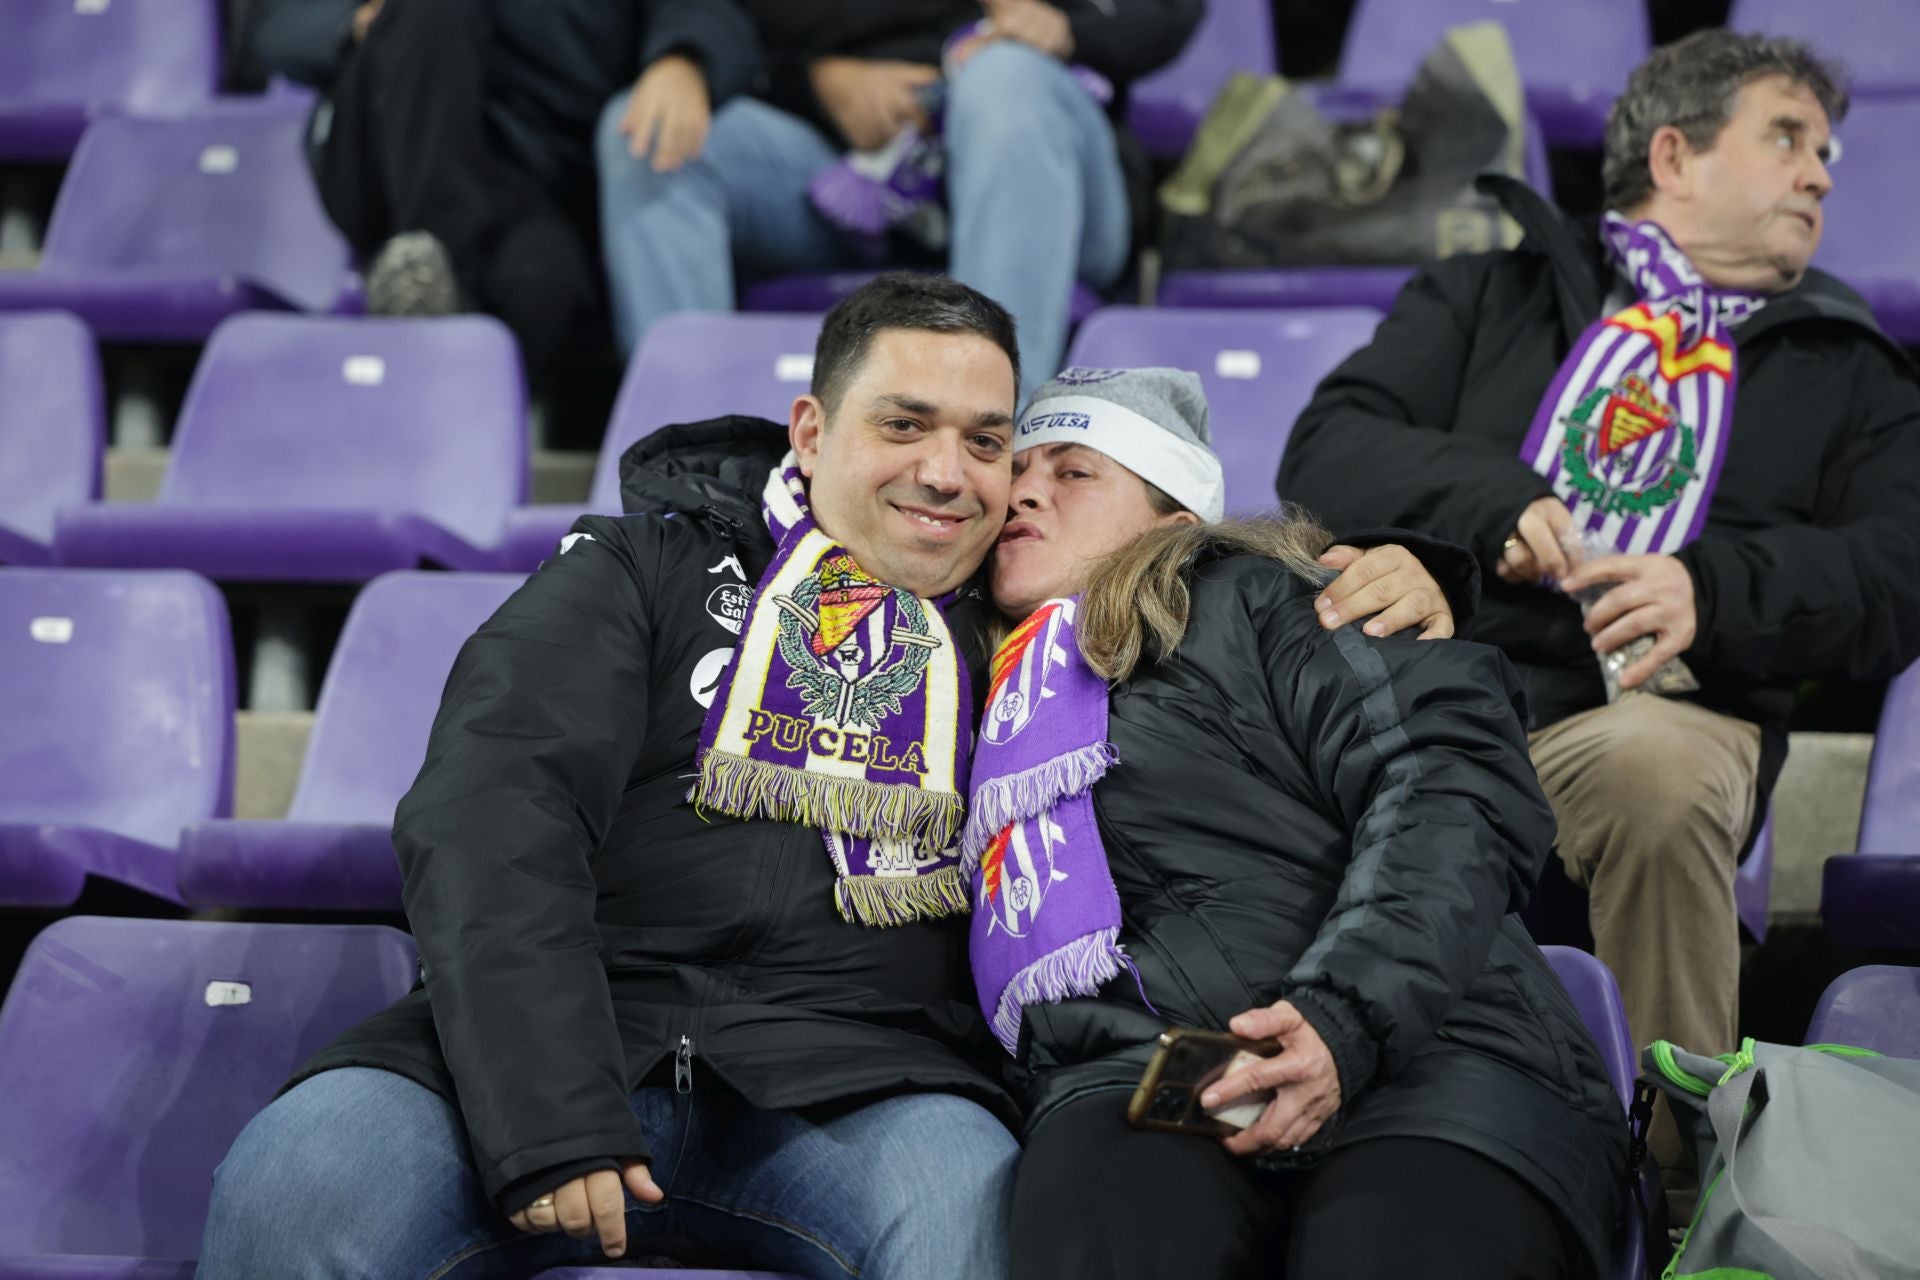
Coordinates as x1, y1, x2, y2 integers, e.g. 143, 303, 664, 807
292, 418, 1012, 1210
1279, 176, 1920, 818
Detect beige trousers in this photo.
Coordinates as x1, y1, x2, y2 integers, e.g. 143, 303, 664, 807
1529, 694, 1762, 1183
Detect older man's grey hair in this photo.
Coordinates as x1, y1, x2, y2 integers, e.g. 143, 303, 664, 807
1602, 29, 1849, 213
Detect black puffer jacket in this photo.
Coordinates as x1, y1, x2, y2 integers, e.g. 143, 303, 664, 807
1280, 176, 1920, 824
292, 417, 1011, 1210
1019, 549, 1627, 1277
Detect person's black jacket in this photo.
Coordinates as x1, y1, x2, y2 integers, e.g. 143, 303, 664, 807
738, 0, 1202, 249
290, 417, 1012, 1211
1020, 547, 1627, 1277
1279, 175, 1920, 821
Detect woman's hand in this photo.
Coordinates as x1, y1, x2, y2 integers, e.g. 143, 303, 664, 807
1201, 1000, 1343, 1156
1316, 544, 1454, 639
509, 1162, 663, 1259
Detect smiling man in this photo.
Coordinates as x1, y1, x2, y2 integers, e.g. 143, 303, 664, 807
1279, 30, 1920, 1214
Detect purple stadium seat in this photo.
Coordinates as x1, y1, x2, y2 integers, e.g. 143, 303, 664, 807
0, 313, 103, 566
180, 571, 523, 910
1063, 305, 1382, 515
1337, 0, 1650, 147
1540, 946, 1652, 1280
1732, 0, 1920, 99
1127, 0, 1277, 158
533, 1272, 799, 1279
0, 0, 220, 162
741, 272, 1102, 330
1812, 96, 1920, 344
1807, 966, 1920, 1058
0, 916, 417, 1276
54, 314, 527, 582
505, 312, 822, 570
1158, 86, 1553, 312
0, 108, 354, 342
1735, 811, 1775, 944
0, 569, 233, 906
1822, 660, 1920, 948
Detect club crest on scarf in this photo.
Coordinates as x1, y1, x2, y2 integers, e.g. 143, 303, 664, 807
1519, 214, 1762, 557
983, 600, 1073, 744
978, 812, 1070, 939
690, 455, 972, 928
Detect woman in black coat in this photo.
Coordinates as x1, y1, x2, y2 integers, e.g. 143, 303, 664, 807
976, 368, 1626, 1279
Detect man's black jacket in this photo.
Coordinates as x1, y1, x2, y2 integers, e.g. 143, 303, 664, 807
1279, 175, 1920, 818
293, 418, 1012, 1210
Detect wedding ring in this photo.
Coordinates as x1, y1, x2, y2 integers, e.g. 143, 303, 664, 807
1503, 534, 1521, 554
530, 1195, 555, 1210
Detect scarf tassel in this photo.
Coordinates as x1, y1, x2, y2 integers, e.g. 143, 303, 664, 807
990, 926, 1125, 1054
836, 862, 972, 927
696, 749, 964, 851
959, 743, 1119, 864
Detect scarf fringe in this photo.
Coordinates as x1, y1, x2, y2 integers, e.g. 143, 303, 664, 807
990, 927, 1124, 1053
959, 743, 1119, 864
836, 862, 972, 928
695, 749, 964, 850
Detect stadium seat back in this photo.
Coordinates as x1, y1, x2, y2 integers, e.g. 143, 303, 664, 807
0, 312, 103, 560
1128, 0, 1278, 158
589, 312, 824, 509
0, 568, 232, 842
1811, 96, 1920, 343
1732, 0, 1920, 97
1064, 306, 1382, 516
0, 0, 220, 160
162, 314, 527, 553
1807, 965, 1920, 1058
1860, 661, 1920, 853
0, 917, 418, 1261
292, 572, 523, 823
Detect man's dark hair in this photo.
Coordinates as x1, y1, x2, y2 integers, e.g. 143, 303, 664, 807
1602, 29, 1849, 212
810, 273, 1020, 416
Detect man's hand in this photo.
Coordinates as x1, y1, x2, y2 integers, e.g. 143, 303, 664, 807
350, 0, 384, 43
809, 58, 939, 152
1561, 553, 1698, 690
1315, 544, 1454, 639
1496, 495, 1574, 585
1202, 1001, 1343, 1157
619, 55, 711, 172
509, 1163, 664, 1260
980, 0, 1075, 59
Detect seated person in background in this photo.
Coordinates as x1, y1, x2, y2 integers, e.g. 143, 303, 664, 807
194, 275, 1456, 1279
245, 0, 758, 383
595, 0, 1201, 398
978, 369, 1624, 1280
1277, 29, 1920, 1210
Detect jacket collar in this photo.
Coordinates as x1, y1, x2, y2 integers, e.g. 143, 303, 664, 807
617, 414, 791, 540
1475, 174, 1914, 374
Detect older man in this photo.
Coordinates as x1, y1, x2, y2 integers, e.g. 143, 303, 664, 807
1280, 29, 1920, 1204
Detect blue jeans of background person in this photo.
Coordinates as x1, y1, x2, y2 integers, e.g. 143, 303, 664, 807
197, 1066, 1017, 1279
596, 41, 1132, 397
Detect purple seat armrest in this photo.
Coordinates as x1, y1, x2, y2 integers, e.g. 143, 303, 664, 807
179, 820, 405, 911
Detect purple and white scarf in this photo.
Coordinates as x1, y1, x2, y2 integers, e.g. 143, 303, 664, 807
963, 597, 1131, 1054
1518, 214, 1765, 555
689, 457, 972, 927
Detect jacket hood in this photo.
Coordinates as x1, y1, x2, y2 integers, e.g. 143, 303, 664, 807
1477, 174, 1910, 371
617, 414, 791, 527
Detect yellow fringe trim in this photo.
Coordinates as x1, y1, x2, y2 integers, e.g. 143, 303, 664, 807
835, 863, 973, 928
693, 749, 965, 851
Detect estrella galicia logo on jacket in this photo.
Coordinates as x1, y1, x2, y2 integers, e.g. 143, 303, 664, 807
770, 553, 942, 731
704, 583, 752, 635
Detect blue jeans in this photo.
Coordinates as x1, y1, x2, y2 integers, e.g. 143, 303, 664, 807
596, 41, 1132, 396
197, 1067, 1017, 1279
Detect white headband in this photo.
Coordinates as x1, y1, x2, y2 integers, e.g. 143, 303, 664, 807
1014, 394, 1225, 522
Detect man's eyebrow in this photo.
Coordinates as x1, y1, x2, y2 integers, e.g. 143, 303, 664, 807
972, 410, 1015, 429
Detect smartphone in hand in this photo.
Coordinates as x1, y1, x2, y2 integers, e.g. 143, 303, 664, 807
1126, 1027, 1282, 1137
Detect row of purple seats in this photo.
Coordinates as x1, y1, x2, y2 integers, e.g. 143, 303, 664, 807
0, 99, 358, 342
0, 0, 221, 161
0, 566, 518, 911
1731, 0, 1920, 99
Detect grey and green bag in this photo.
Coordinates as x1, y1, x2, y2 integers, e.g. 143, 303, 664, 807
1644, 1037, 1920, 1280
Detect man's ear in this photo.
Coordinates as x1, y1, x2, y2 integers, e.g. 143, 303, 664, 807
790, 394, 827, 478
1645, 123, 1694, 202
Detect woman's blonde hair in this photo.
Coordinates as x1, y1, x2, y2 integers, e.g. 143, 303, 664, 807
1074, 506, 1336, 682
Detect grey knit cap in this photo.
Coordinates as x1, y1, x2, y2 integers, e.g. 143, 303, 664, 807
1015, 366, 1225, 520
